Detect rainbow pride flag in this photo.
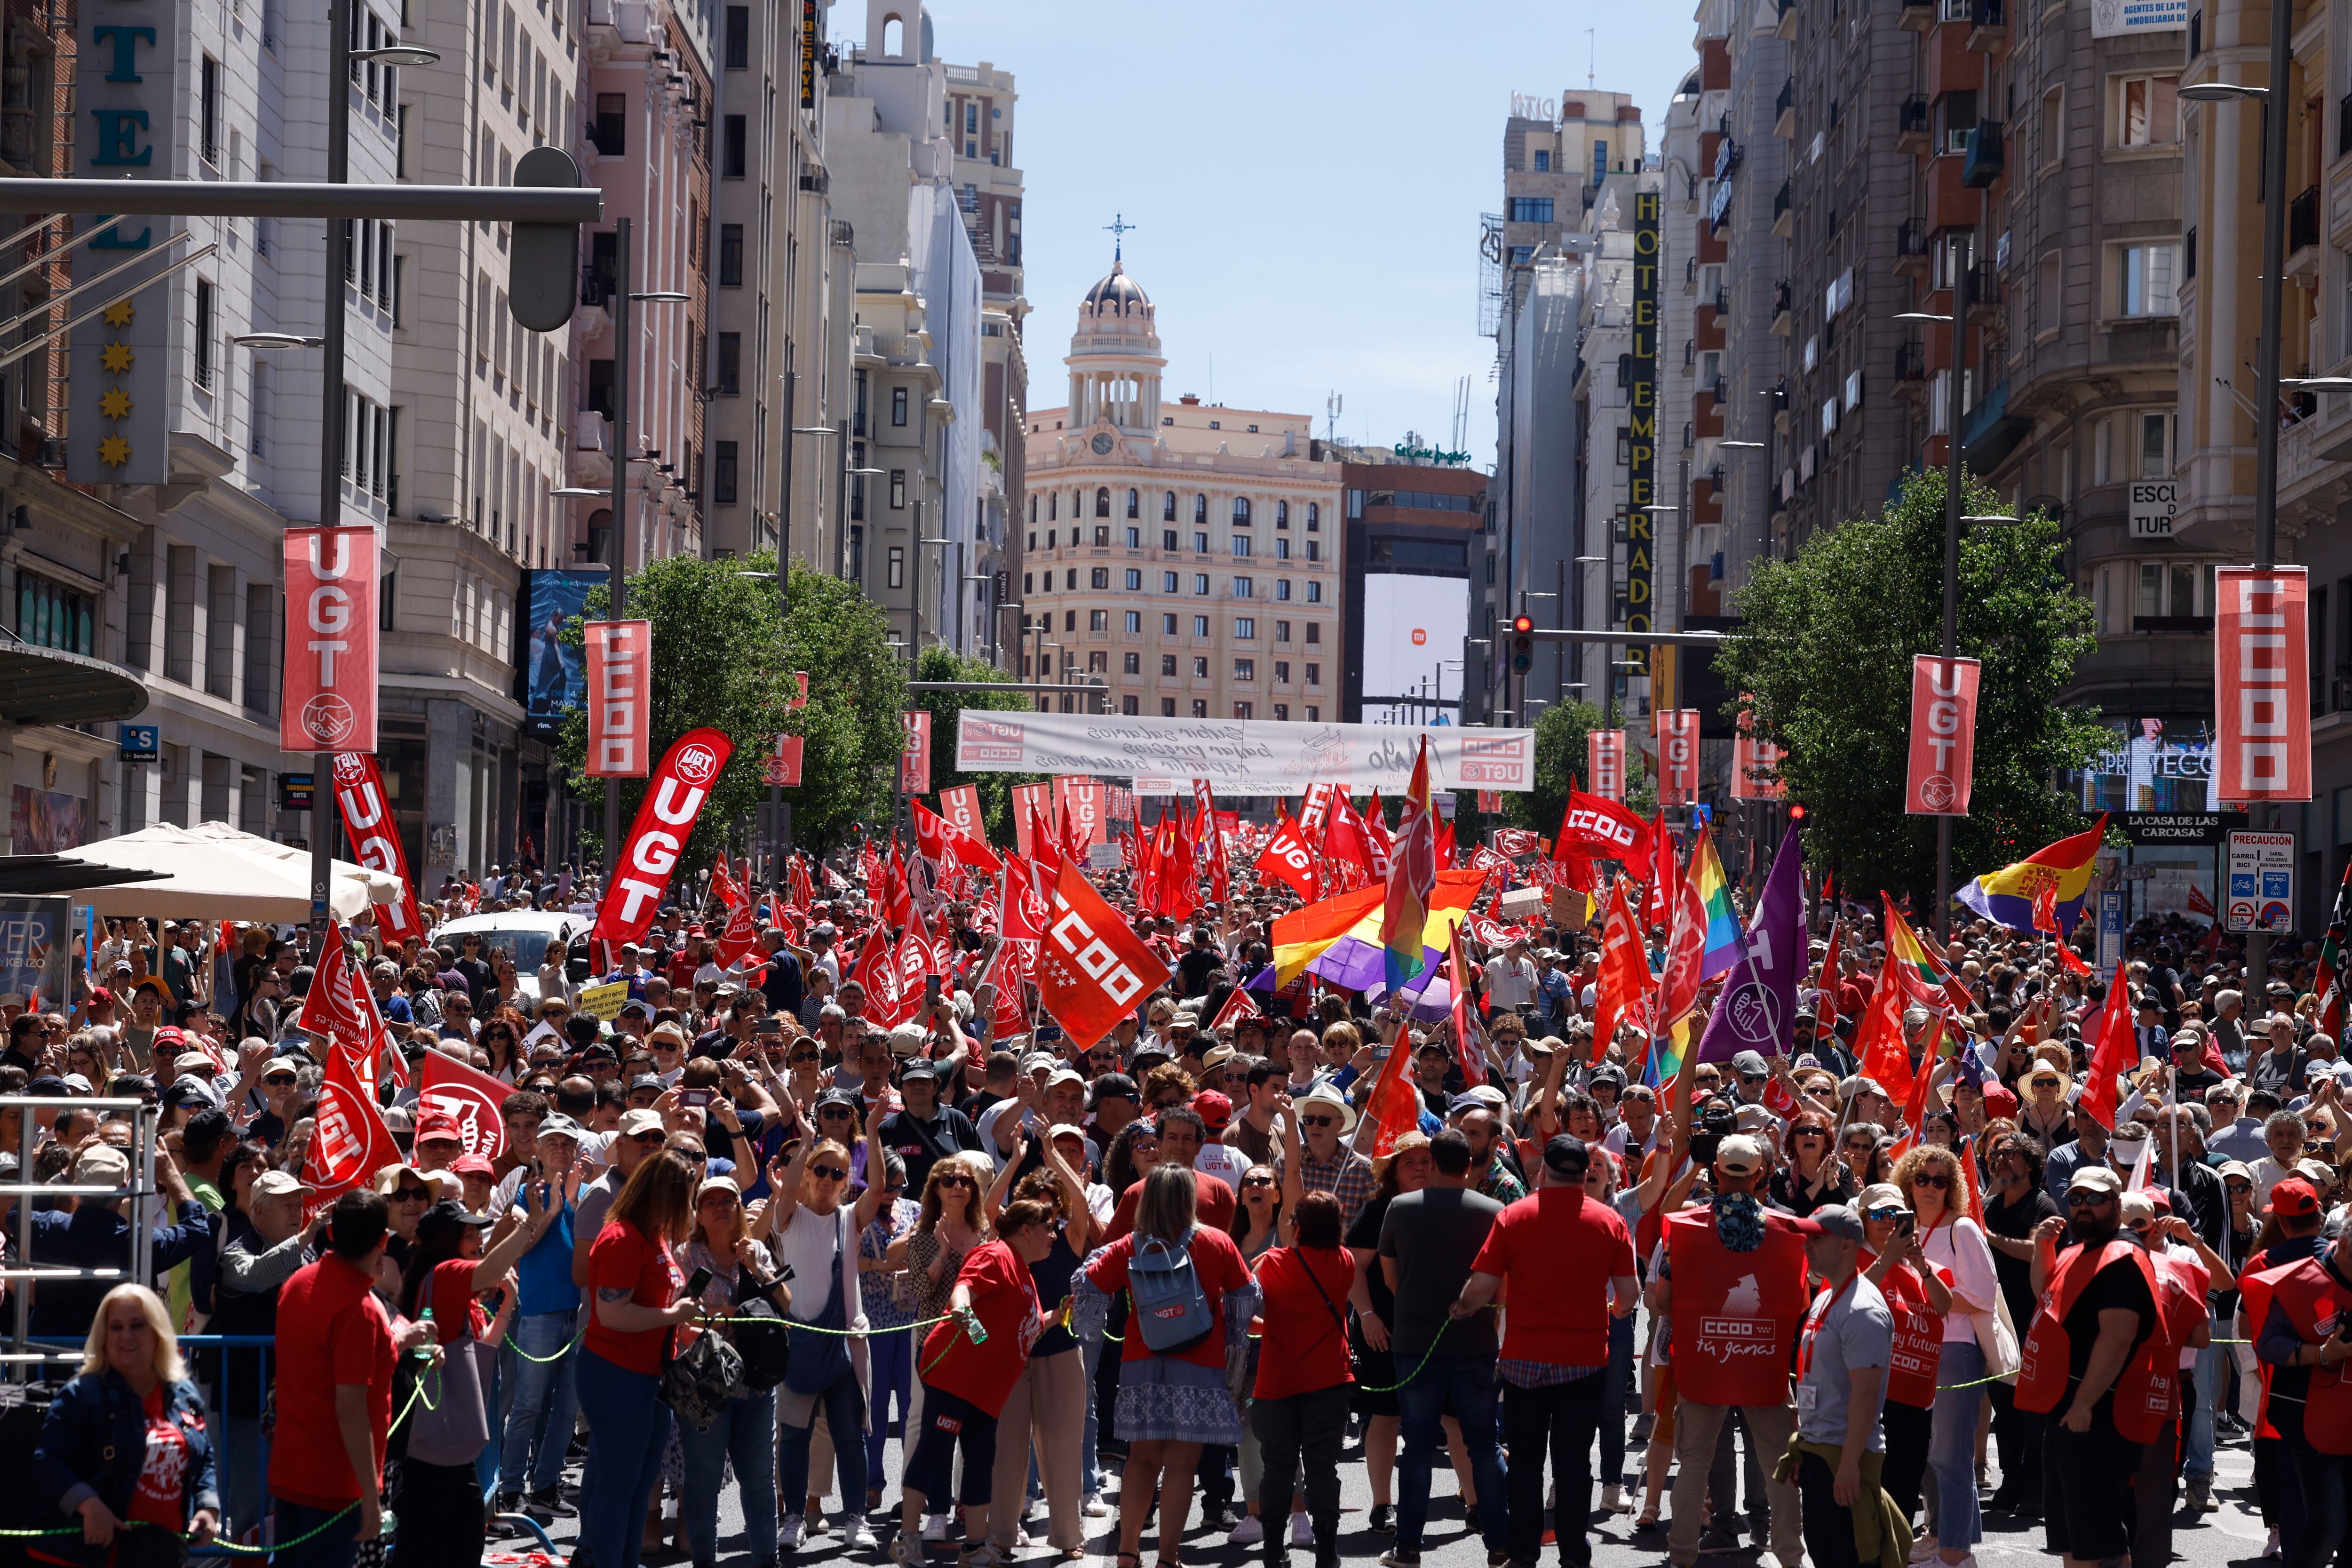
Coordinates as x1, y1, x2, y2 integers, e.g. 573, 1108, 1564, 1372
1691, 827, 1746, 983
1955, 814, 2109, 935
1267, 870, 1487, 990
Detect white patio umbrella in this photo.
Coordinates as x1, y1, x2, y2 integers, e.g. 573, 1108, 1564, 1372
48, 820, 405, 920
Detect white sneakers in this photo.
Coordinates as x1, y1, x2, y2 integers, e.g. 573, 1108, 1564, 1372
777, 1515, 803, 1553
1602, 1484, 1627, 1514
890, 1533, 925, 1568
1082, 1495, 1110, 1519
1907, 1539, 1941, 1564
1290, 1511, 1313, 1546
843, 1517, 879, 1551
1228, 1514, 1265, 1546
922, 1513, 953, 1543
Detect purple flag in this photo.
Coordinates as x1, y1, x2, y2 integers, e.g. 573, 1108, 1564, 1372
1695, 830, 1806, 1063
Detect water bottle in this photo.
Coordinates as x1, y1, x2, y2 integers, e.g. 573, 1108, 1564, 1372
960, 1306, 987, 1345
412, 1305, 435, 1359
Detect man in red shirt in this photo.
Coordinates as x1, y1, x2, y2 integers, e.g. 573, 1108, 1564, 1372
1101, 1106, 1238, 1239
1450, 1135, 1638, 1568
267, 1190, 435, 1567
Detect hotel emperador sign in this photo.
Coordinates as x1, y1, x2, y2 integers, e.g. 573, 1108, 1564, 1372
1624, 189, 1661, 675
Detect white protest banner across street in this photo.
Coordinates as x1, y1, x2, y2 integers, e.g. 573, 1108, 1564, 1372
954, 709, 1538, 795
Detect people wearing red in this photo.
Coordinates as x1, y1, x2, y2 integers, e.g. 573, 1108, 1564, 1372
1857, 1185, 1953, 1526
1248, 1192, 1357, 1568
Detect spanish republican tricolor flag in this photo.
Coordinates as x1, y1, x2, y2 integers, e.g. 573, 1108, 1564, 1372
1955, 814, 2109, 935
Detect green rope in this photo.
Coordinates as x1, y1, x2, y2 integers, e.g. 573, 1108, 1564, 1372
503, 1328, 582, 1363
1355, 1317, 1472, 1394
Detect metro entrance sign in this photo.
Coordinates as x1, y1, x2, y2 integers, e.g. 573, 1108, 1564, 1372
2225, 829, 2296, 933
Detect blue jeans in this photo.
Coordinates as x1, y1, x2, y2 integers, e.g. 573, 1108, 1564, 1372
1928, 1339, 1985, 1549
268, 1495, 364, 1568
498, 1308, 581, 1495
576, 1349, 673, 1568
864, 1328, 914, 1480
680, 1389, 778, 1566
1080, 1334, 1104, 1496
776, 1366, 868, 1517
2186, 1317, 2222, 1482
1395, 1354, 1509, 1557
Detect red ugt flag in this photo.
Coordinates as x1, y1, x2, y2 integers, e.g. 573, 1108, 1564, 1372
303, 1045, 402, 1217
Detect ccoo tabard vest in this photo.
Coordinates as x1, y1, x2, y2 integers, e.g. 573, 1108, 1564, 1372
1665, 1207, 1812, 1408
2014, 1238, 2164, 1442
1862, 1251, 1948, 1410
2248, 1255, 2352, 1454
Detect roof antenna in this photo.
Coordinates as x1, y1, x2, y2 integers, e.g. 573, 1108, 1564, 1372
1104, 212, 1137, 263
1587, 28, 1596, 88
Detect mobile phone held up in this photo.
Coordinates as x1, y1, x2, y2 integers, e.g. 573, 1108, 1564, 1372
683, 1266, 714, 1299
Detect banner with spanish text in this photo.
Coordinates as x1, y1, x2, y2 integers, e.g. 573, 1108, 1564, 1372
331, 752, 422, 944
954, 709, 1538, 795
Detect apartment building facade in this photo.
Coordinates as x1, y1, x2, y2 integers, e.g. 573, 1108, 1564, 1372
1021, 261, 1342, 723
947, 58, 1025, 666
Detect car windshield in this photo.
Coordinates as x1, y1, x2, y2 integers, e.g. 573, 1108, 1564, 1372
461, 928, 558, 970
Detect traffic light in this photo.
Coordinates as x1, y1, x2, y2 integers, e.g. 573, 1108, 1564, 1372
1788, 803, 1807, 822
509, 146, 584, 331
1510, 615, 1534, 673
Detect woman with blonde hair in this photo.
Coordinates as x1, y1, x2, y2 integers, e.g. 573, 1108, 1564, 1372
31, 1282, 219, 1562
1890, 1140, 2000, 1567
579, 1149, 705, 1568
675, 1176, 794, 1568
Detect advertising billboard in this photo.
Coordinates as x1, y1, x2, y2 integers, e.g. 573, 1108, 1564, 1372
2076, 716, 2219, 814
1361, 573, 1470, 725
519, 569, 606, 725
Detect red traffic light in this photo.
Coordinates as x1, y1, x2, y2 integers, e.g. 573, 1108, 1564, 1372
1511, 615, 1534, 635
1788, 804, 1807, 820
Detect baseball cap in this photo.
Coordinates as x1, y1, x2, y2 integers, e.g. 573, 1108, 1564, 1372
813, 1086, 863, 1114
1730, 1050, 1770, 1077
413, 1110, 464, 1145
72, 1144, 129, 1186
1543, 1133, 1592, 1178
616, 1108, 666, 1138
1794, 1204, 1866, 1244
251, 1170, 314, 1199
172, 1051, 217, 1079
2218, 1159, 2257, 1185
1193, 1089, 1232, 1131
537, 1114, 586, 1143
1715, 1134, 1768, 1177
2068, 1164, 2125, 1197
2274, 1176, 2324, 1217
1044, 1067, 1086, 1095
1089, 1073, 1140, 1107
450, 1153, 495, 1178
628, 1074, 667, 1096
900, 1058, 941, 1084
416, 1199, 494, 1241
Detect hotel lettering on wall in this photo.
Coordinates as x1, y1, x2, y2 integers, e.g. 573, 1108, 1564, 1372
1624, 190, 1661, 675
67, 0, 176, 486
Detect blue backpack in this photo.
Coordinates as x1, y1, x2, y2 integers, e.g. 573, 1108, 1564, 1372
1128, 1227, 1215, 1355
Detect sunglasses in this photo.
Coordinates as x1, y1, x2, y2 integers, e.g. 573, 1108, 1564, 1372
1795, 1130, 1827, 1141
1241, 1175, 1275, 1188
818, 1106, 853, 1118
263, 1074, 297, 1086
1863, 1206, 1906, 1221
935, 1174, 974, 1189
1298, 1114, 1338, 1129
2066, 1190, 2117, 1207
629, 1131, 666, 1146
1913, 1173, 1951, 1189
809, 1164, 849, 1183
2227, 1180, 2254, 1193
1739, 1072, 1767, 1084
389, 1185, 432, 1203
789, 1051, 821, 1064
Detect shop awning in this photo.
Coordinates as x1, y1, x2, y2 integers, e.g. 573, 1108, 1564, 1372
0, 635, 149, 726
0, 855, 166, 897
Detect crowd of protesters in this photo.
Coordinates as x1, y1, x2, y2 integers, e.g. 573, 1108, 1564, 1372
0, 841, 2333, 1568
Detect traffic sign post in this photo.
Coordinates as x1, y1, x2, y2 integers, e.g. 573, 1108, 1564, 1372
2225, 829, 2296, 933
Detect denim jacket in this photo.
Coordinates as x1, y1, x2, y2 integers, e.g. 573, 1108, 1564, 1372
32, 1369, 220, 1564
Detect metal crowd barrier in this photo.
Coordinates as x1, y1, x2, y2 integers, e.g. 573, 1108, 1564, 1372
3, 1096, 162, 1378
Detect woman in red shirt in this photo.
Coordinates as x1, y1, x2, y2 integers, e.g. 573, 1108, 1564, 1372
1248, 1191, 1355, 1568
579, 1150, 703, 1568
1080, 1164, 1258, 1568
1857, 1182, 1953, 1529
889, 1197, 1059, 1568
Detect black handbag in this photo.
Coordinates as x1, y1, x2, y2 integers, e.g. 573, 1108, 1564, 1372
659, 1325, 745, 1432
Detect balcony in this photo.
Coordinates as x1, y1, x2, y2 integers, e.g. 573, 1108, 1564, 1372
1712, 286, 1730, 315
1715, 135, 1744, 181
1897, 96, 1931, 155
1965, 0, 2007, 48
1900, 0, 1934, 29
1961, 118, 2006, 189
2291, 183, 2321, 255
1894, 341, 1928, 396
1776, 0, 1798, 39
1770, 279, 1792, 335
1773, 78, 1796, 138
1894, 218, 1931, 276
1772, 179, 1793, 237
1964, 259, 2002, 320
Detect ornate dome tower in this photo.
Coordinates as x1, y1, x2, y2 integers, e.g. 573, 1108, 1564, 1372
1065, 255, 1165, 436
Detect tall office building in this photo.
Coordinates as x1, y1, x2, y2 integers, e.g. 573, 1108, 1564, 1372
946, 59, 1025, 665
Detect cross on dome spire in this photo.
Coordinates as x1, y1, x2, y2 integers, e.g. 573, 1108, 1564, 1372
1103, 212, 1138, 263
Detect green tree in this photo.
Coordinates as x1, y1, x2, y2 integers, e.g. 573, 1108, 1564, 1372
1712, 468, 2107, 904
909, 644, 1044, 843
556, 553, 906, 868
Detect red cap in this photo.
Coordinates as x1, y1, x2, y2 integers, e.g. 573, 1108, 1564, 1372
1192, 1089, 1232, 1131
2273, 1177, 2322, 1218
151, 1025, 186, 1047
88, 987, 114, 1006
413, 1110, 464, 1144
449, 1153, 495, 1178
1981, 1082, 2018, 1120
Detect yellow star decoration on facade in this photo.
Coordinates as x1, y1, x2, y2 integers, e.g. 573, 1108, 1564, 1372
100, 300, 134, 328
98, 388, 131, 421
100, 342, 133, 373
96, 435, 130, 468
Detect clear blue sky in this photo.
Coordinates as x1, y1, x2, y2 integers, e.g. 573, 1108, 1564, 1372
884, 0, 1693, 471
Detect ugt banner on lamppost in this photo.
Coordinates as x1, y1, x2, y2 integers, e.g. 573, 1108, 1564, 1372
1904, 655, 1980, 815
281, 527, 379, 754
2216, 566, 2312, 803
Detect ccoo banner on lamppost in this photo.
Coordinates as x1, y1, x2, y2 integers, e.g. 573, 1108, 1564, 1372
281, 526, 379, 755
2215, 565, 2311, 803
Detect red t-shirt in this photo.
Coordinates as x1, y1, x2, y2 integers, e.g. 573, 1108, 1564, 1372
1101, 1170, 1237, 1243
426, 1258, 490, 1344
585, 1221, 683, 1375
919, 1239, 1045, 1417
1081, 1225, 1253, 1369
1251, 1245, 1356, 1400
127, 1385, 190, 1529
1470, 1187, 1636, 1366
267, 1253, 397, 1509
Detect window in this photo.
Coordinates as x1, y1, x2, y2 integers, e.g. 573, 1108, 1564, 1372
18, 575, 95, 654
1193, 657, 1210, 678
1534, 149, 1550, 171
1234, 577, 1253, 597
1276, 580, 1292, 601
887, 546, 905, 588
1275, 620, 1292, 642
1193, 615, 1209, 636
1122, 696, 1140, 716
1163, 699, 1179, 716
1305, 706, 1319, 721
1023, 573, 1033, 594
1095, 486, 1112, 517
193, 278, 215, 391
1306, 624, 1321, 645
1091, 568, 1110, 589
1233, 536, 1251, 558
1305, 662, 1321, 683
2138, 410, 2173, 478
1234, 659, 1255, 681
1193, 574, 1210, 595
1192, 700, 1209, 718
723, 115, 747, 176
1193, 494, 1208, 524
1306, 541, 1321, 562
1162, 491, 1177, 520
892, 386, 908, 426
1089, 609, 1109, 630
1939, 89, 1978, 156
2118, 243, 2180, 317
1124, 569, 1142, 590
1066, 569, 1077, 589
1232, 497, 1251, 525
1046, 529, 1057, 549
1094, 525, 1109, 546
1276, 538, 1290, 560
1048, 493, 1057, 520
2115, 74, 2180, 147
1193, 531, 1209, 554
1162, 613, 1178, 634
1124, 613, 1141, 635
1276, 501, 1289, 527
1125, 527, 1140, 548
1233, 702, 1254, 719
1127, 488, 1140, 518
2041, 86, 2064, 166
201, 56, 222, 166
2038, 252, 2062, 334
1065, 608, 1076, 629
890, 470, 907, 508
1162, 571, 1178, 592
714, 441, 739, 503
1306, 503, 1320, 531
595, 93, 626, 155
724, 5, 748, 66
1161, 654, 1178, 676
719, 224, 743, 286
716, 333, 740, 394
1509, 196, 1555, 223
1162, 529, 1178, 550
1274, 660, 1291, 683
